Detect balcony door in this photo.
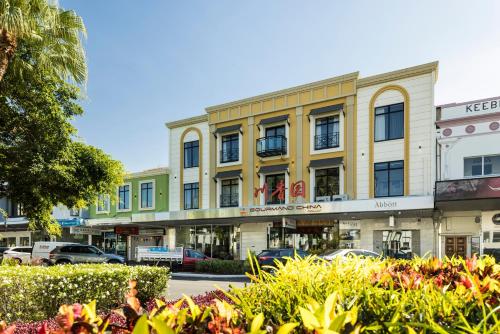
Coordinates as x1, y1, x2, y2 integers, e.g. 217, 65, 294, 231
314, 167, 339, 201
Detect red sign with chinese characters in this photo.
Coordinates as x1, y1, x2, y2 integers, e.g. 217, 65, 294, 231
254, 180, 306, 202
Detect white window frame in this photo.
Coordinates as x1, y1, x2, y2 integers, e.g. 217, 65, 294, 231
309, 111, 344, 155
259, 121, 289, 161
138, 179, 156, 210
96, 194, 110, 214
309, 165, 344, 202
216, 177, 242, 208
216, 131, 242, 167
464, 154, 500, 178
116, 182, 132, 212
258, 172, 289, 205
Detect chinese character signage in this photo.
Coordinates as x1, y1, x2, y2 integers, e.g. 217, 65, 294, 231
254, 180, 306, 202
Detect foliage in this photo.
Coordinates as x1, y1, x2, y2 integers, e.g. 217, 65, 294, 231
0, 66, 124, 235
0, 264, 169, 322
0, 0, 87, 83
229, 255, 499, 333
195, 259, 250, 275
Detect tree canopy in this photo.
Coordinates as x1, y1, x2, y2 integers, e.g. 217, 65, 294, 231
0, 1, 123, 235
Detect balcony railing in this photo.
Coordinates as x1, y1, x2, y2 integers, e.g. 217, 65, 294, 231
256, 135, 287, 157
435, 176, 500, 202
220, 193, 239, 207
314, 132, 339, 150
220, 147, 239, 163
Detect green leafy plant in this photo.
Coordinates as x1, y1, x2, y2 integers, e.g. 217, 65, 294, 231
195, 259, 250, 275
0, 264, 169, 322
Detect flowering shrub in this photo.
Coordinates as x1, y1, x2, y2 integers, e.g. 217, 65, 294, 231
229, 254, 499, 333
0, 264, 168, 322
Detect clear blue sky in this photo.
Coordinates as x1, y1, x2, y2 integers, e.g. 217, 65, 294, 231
61, 0, 500, 172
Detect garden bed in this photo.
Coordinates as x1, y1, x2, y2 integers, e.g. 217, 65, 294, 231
0, 264, 169, 322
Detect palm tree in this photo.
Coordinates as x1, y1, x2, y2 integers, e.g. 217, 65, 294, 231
0, 0, 86, 84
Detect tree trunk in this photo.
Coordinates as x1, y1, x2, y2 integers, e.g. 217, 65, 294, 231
0, 29, 17, 83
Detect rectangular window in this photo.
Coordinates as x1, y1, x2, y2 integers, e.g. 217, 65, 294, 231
118, 184, 130, 210
221, 134, 239, 163
314, 116, 339, 150
483, 231, 490, 243
97, 194, 110, 213
374, 160, 404, 197
265, 173, 286, 204
265, 125, 286, 138
374, 103, 404, 141
220, 178, 239, 207
184, 140, 199, 168
184, 182, 199, 210
140, 182, 153, 209
314, 167, 340, 200
464, 155, 500, 177
493, 232, 500, 243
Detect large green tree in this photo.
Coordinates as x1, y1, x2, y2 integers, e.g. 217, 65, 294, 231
0, 66, 123, 235
0, 0, 86, 83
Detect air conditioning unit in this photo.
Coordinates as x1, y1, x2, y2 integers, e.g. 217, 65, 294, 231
315, 196, 331, 202
331, 194, 349, 201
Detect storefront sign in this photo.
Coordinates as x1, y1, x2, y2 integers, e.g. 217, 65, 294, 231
436, 177, 500, 201
441, 97, 500, 120
58, 218, 82, 227
339, 220, 360, 229
114, 226, 139, 235
70, 226, 101, 236
139, 228, 165, 236
282, 217, 297, 229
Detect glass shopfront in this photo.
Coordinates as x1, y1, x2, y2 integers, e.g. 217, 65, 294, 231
269, 222, 340, 254
175, 225, 239, 259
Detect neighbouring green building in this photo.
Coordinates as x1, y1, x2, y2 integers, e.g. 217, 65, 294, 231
86, 167, 170, 261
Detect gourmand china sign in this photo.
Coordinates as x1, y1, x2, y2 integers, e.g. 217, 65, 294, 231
435, 176, 500, 201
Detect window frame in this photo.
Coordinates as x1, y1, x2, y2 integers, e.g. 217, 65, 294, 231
138, 180, 155, 210
117, 182, 132, 212
220, 178, 239, 207
314, 167, 340, 199
184, 140, 200, 169
220, 133, 239, 164
374, 160, 404, 198
374, 103, 404, 142
314, 115, 340, 150
183, 182, 200, 210
464, 154, 500, 178
96, 194, 110, 214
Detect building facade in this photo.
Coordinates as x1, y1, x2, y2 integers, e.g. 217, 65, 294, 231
435, 96, 500, 259
86, 167, 170, 261
166, 62, 439, 259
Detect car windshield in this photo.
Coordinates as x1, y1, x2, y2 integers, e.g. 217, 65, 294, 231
319, 249, 345, 257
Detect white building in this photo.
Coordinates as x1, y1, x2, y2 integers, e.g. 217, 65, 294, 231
436, 96, 500, 259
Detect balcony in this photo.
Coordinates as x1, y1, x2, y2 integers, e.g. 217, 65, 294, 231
256, 135, 287, 157
314, 132, 339, 150
220, 147, 239, 163
435, 176, 500, 210
220, 193, 239, 208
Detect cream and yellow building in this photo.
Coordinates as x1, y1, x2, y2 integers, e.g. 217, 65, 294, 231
166, 62, 438, 259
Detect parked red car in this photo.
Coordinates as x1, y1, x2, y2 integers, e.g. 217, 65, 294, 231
182, 248, 211, 270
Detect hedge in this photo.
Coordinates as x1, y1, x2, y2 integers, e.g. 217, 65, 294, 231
194, 259, 249, 274
0, 264, 169, 322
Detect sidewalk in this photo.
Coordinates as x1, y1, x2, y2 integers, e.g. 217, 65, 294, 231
171, 272, 249, 281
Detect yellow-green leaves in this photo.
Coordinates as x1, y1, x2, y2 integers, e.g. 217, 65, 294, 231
249, 313, 265, 334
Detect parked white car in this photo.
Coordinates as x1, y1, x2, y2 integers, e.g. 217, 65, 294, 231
319, 249, 381, 261
32, 241, 76, 265
3, 246, 33, 264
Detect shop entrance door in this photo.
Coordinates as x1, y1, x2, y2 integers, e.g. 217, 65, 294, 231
445, 236, 467, 258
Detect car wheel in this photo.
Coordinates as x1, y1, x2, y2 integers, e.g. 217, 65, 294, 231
14, 258, 22, 265
56, 259, 71, 265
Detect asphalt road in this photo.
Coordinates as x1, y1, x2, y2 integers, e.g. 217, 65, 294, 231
166, 277, 248, 300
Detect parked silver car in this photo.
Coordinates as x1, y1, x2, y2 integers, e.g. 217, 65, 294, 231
49, 244, 125, 265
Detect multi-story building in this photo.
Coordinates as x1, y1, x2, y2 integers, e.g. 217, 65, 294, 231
435, 96, 500, 259
167, 62, 439, 259
86, 167, 170, 260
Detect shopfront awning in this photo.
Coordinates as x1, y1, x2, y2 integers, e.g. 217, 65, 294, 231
258, 164, 289, 174
435, 176, 500, 211
309, 103, 343, 116
214, 169, 242, 179
258, 115, 288, 126
214, 124, 242, 134
309, 157, 343, 168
